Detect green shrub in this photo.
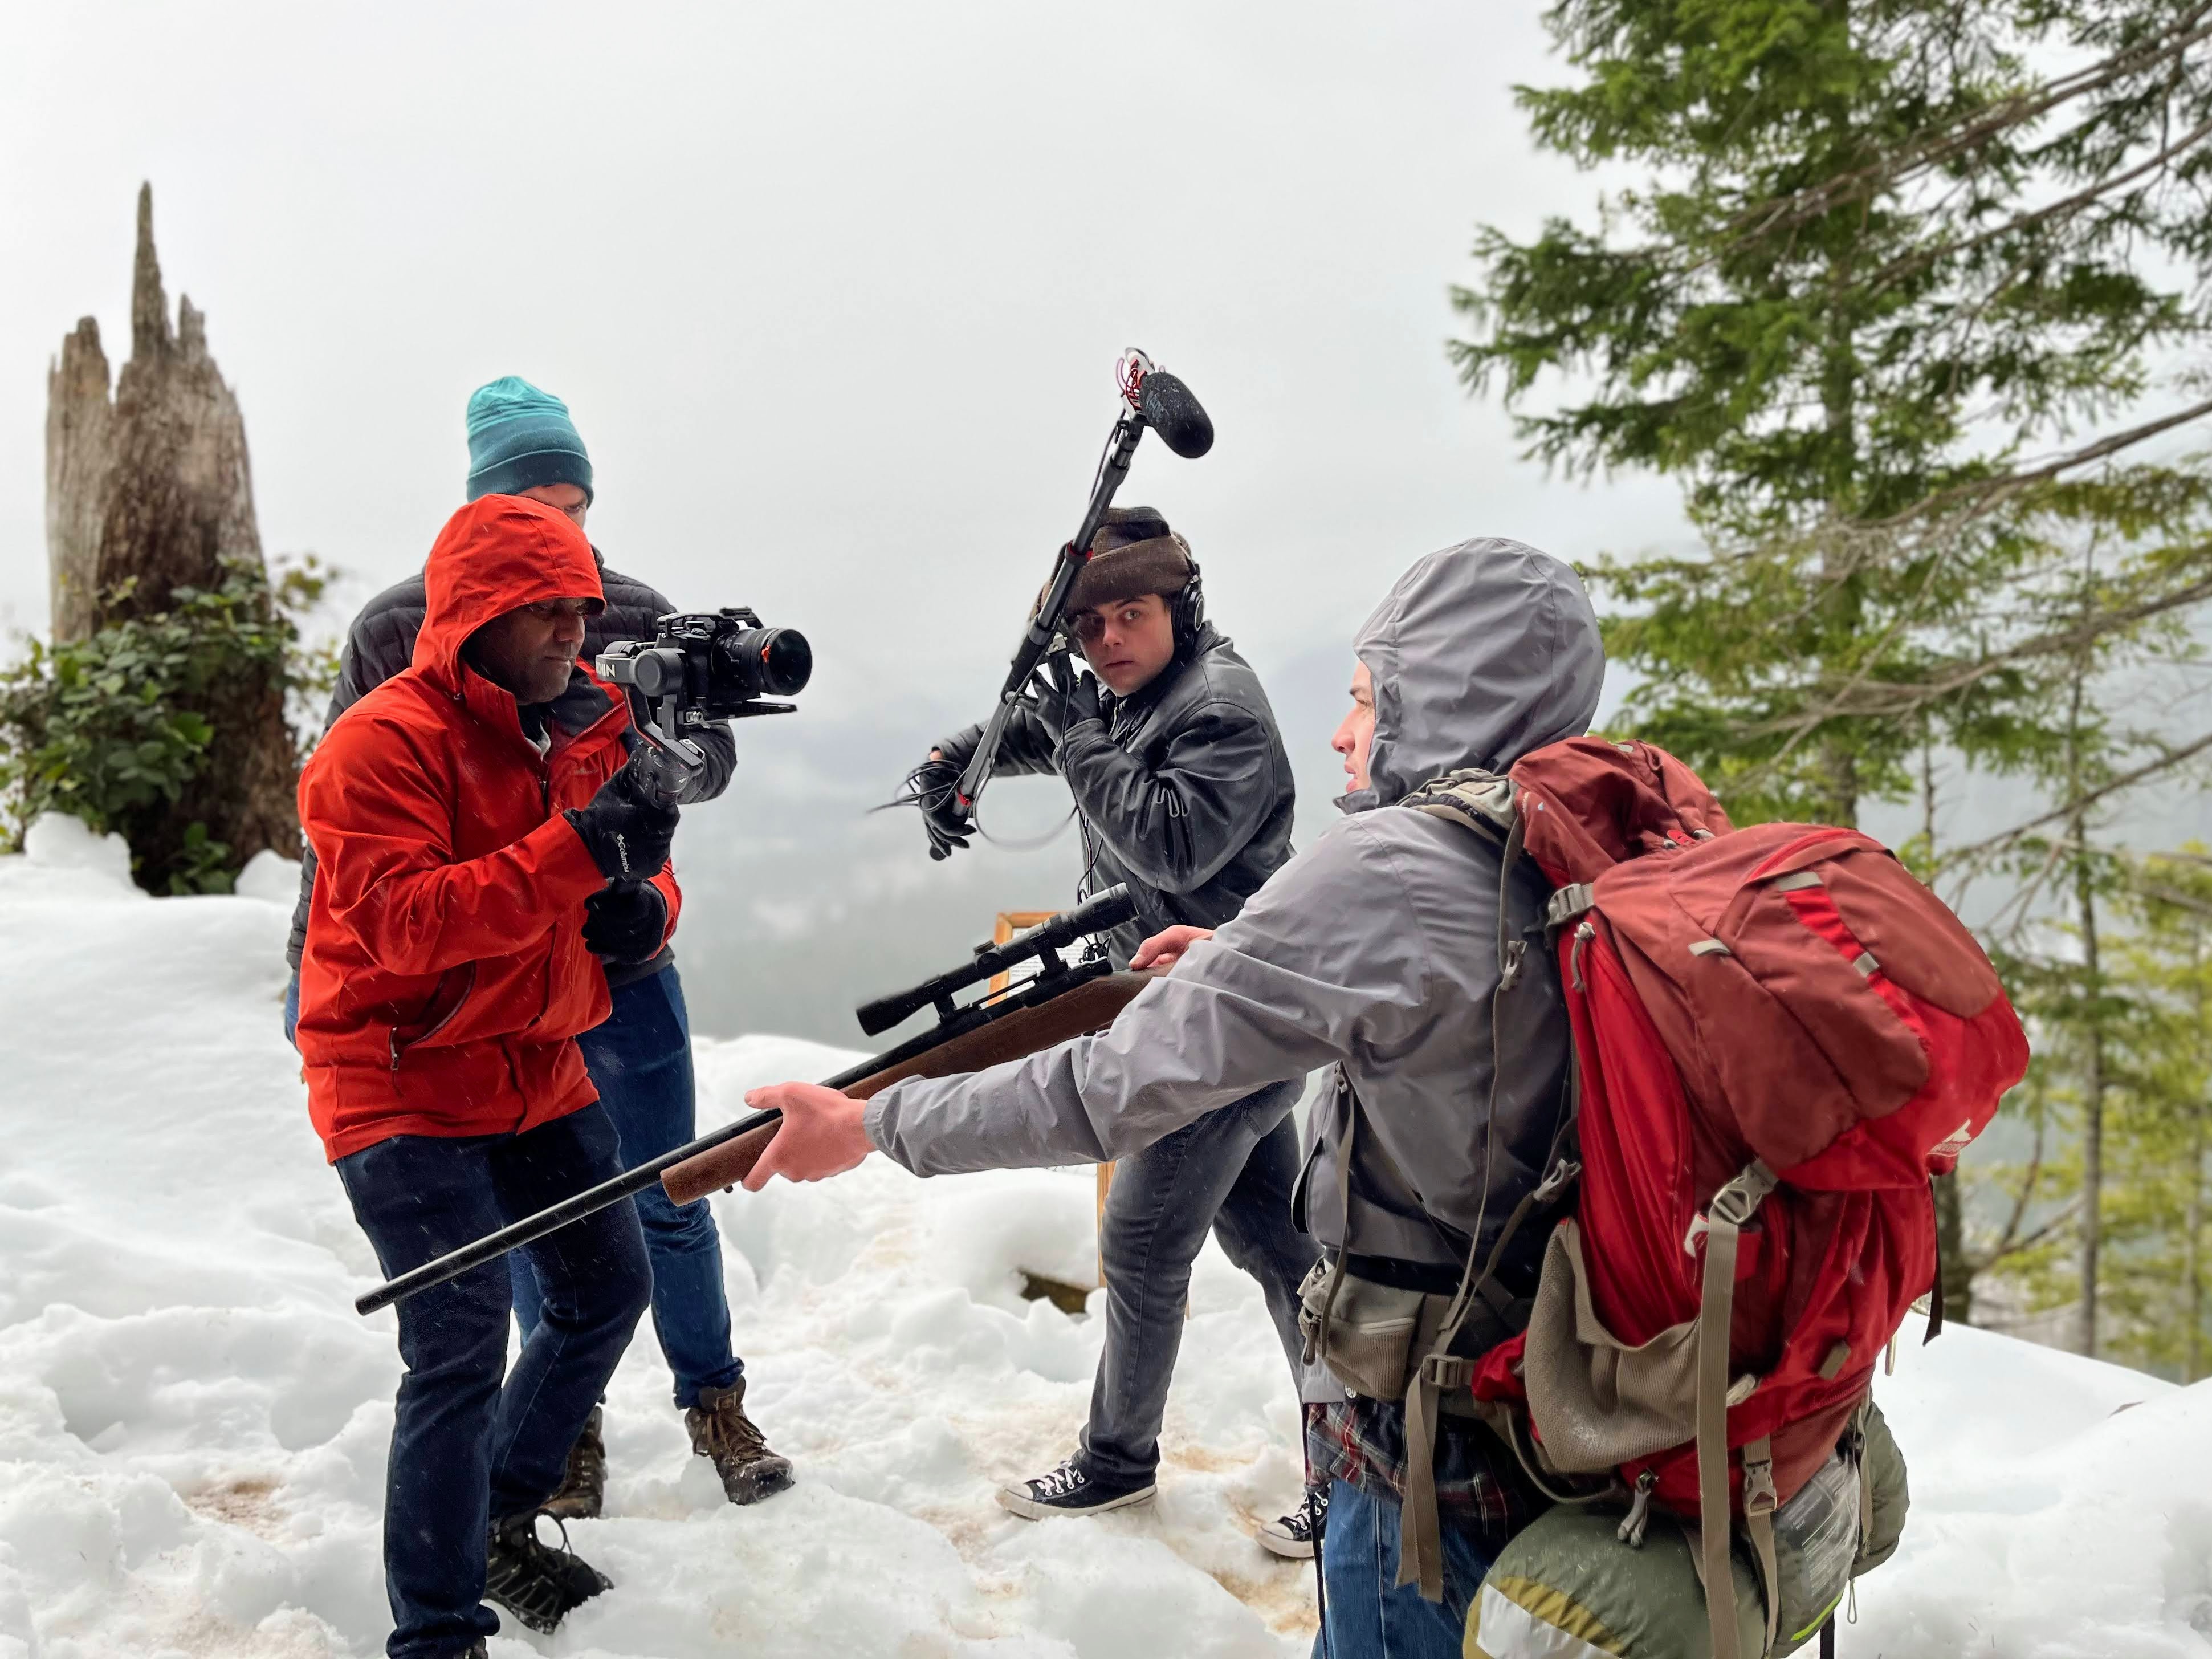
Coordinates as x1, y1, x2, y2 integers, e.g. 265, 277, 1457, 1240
0, 555, 337, 893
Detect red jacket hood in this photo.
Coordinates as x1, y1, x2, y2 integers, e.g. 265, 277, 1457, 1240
414, 495, 605, 690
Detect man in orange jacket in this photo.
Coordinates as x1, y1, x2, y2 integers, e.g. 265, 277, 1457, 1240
298, 495, 674, 1658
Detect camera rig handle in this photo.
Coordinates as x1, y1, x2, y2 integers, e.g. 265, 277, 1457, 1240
606, 679, 710, 809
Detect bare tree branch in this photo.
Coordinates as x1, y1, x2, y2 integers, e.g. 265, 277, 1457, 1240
1705, 4, 2212, 261
1974, 1103, 2051, 1272
1734, 564, 2212, 742
1864, 113, 2212, 302
1948, 730, 2212, 865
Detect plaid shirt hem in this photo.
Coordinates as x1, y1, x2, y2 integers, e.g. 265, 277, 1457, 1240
1306, 1396, 1538, 1541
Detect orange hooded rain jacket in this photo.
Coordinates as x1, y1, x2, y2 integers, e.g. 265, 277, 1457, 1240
296, 495, 681, 1162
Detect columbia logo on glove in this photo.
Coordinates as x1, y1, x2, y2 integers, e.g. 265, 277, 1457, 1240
566, 770, 678, 881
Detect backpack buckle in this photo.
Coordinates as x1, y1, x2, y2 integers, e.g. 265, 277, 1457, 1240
1531, 1157, 1582, 1205
1683, 1162, 1780, 1255
1545, 883, 1595, 931
1741, 1442, 1778, 1516
1500, 938, 1527, 990
1419, 1353, 1474, 1390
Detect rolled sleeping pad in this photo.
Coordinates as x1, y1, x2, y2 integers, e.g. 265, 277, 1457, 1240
1468, 1402, 1908, 1659
1467, 1504, 1766, 1659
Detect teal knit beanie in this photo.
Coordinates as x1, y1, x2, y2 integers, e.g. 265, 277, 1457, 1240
464, 376, 594, 504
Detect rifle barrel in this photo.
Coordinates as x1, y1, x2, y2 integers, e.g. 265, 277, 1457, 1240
349, 1110, 764, 1316
351, 965, 1107, 1317
352, 1038, 931, 1317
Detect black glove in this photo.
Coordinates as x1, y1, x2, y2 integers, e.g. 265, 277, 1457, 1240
565, 768, 679, 880
1032, 660, 1105, 752
582, 880, 669, 963
911, 757, 974, 861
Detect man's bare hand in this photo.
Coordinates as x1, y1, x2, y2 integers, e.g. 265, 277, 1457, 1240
740, 1082, 874, 1190
1131, 925, 1213, 973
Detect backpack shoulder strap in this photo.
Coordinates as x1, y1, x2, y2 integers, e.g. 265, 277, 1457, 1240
1392, 772, 1587, 1600
1400, 770, 1537, 985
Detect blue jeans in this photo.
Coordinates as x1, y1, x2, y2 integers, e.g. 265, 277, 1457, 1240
1313, 1478, 1496, 1659
1079, 1077, 1315, 1486
284, 968, 300, 1046
337, 1104, 651, 1659
509, 966, 743, 1409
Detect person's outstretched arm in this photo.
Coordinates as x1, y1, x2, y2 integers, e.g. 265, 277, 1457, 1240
744, 818, 1433, 1185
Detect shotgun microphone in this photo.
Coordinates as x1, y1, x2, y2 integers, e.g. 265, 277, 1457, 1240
1137, 370, 1214, 459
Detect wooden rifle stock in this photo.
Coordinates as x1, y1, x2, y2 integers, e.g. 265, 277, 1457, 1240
658, 971, 1153, 1202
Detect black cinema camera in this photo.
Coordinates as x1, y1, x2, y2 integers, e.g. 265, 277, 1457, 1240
597, 609, 812, 799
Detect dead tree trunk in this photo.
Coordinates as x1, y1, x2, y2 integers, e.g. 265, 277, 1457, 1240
42, 184, 298, 885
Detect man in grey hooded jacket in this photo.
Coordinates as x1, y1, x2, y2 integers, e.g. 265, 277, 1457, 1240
746, 538, 1606, 1656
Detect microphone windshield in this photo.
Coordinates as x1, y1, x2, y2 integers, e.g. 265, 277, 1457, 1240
1138, 371, 1215, 459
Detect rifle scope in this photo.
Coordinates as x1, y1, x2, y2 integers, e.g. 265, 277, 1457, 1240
854, 884, 1135, 1038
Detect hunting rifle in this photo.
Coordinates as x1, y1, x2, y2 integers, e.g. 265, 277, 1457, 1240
354, 885, 1149, 1316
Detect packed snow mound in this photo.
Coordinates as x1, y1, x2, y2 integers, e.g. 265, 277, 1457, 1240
0, 810, 2203, 1658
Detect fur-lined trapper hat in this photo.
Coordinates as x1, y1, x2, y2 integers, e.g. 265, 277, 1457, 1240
1064, 506, 1195, 617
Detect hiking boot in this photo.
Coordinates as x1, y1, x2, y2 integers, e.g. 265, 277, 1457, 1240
685, 1378, 794, 1505
1257, 1485, 1328, 1559
483, 1510, 609, 1635
995, 1454, 1155, 1520
540, 1405, 606, 1520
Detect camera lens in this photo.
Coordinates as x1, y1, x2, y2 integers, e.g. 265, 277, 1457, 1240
722, 626, 812, 697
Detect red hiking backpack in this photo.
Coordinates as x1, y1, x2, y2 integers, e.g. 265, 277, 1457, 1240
1404, 738, 2028, 1658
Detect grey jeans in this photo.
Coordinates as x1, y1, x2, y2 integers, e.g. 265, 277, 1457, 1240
1079, 1077, 1318, 1486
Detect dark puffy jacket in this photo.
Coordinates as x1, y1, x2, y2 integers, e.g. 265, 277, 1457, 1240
935, 626, 1294, 966
285, 550, 734, 976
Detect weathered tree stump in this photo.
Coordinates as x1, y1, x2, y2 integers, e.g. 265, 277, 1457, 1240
43, 184, 298, 883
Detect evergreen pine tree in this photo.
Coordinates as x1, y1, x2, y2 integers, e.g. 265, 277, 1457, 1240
1452, 0, 2212, 826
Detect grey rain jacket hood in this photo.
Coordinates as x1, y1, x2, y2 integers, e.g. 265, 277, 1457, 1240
868, 536, 1606, 1285
1343, 535, 1606, 812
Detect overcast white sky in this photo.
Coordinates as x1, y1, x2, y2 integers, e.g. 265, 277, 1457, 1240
0, 4, 1705, 1036
1, 2, 1690, 702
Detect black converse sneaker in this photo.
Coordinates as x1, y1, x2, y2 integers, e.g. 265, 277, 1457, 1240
1257, 1485, 1329, 1559
995, 1455, 1156, 1520
483, 1510, 610, 1634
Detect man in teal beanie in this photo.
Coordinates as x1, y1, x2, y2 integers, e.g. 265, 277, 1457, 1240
465, 376, 597, 506
287, 379, 790, 1640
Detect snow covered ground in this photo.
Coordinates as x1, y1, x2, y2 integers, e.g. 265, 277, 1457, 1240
0, 813, 2206, 1659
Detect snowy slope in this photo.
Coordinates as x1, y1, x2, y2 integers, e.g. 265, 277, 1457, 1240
0, 814, 2205, 1659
